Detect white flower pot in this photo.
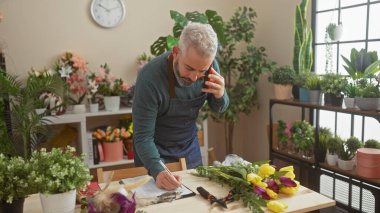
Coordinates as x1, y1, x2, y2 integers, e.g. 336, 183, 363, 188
337, 158, 355, 171
326, 152, 338, 166
335, 24, 343, 41
104, 96, 120, 112
72, 104, 86, 114
344, 97, 356, 109
39, 189, 76, 213
89, 103, 99, 113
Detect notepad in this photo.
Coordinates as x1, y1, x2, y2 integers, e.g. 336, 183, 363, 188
120, 175, 195, 200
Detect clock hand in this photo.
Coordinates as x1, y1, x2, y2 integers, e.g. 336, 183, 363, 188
97, 3, 110, 12
109, 6, 120, 11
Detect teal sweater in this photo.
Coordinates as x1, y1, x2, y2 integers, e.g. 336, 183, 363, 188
132, 52, 229, 178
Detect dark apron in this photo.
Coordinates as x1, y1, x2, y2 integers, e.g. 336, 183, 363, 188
134, 53, 207, 169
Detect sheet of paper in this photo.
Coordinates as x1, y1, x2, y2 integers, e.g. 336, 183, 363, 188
121, 175, 194, 199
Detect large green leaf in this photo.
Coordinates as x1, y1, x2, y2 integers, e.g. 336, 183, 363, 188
185, 11, 208, 23
303, 29, 313, 72
166, 35, 178, 50
150, 36, 168, 56
364, 60, 380, 76
205, 10, 226, 45
170, 10, 188, 37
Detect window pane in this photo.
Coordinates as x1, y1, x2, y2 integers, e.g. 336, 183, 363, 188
340, 6, 367, 41
315, 44, 337, 74
368, 41, 380, 52
315, 11, 339, 43
364, 117, 380, 141
341, 0, 367, 7
369, 3, 380, 39
316, 1, 339, 11
337, 113, 352, 139
338, 42, 365, 75
353, 115, 363, 140
319, 110, 336, 132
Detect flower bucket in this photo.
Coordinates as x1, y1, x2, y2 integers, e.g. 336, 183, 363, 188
72, 104, 86, 114
39, 189, 76, 213
89, 103, 99, 113
0, 198, 25, 213
104, 96, 120, 112
273, 84, 293, 100
102, 140, 123, 162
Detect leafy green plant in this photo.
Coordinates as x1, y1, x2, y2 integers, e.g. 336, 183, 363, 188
276, 120, 290, 147
343, 82, 359, 98
29, 146, 92, 194
304, 73, 320, 90
318, 127, 333, 152
0, 71, 64, 159
326, 136, 343, 155
357, 83, 380, 98
290, 120, 314, 151
293, 0, 313, 75
341, 48, 380, 80
345, 136, 363, 153
268, 65, 295, 85
294, 71, 312, 87
150, 8, 275, 154
364, 139, 380, 149
326, 23, 337, 41
0, 154, 36, 203
337, 143, 354, 161
320, 73, 348, 97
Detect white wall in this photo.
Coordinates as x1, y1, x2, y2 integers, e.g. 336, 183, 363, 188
0, 0, 308, 163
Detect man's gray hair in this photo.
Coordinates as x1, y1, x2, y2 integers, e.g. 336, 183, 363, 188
178, 22, 218, 59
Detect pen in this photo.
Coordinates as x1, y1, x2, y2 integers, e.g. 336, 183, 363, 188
159, 160, 183, 188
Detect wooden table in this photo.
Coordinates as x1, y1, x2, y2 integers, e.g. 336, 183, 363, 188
24, 170, 335, 212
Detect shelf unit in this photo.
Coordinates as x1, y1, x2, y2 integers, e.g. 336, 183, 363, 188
44, 107, 209, 169
269, 99, 380, 212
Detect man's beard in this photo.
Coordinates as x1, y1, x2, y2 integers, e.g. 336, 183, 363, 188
173, 61, 193, 87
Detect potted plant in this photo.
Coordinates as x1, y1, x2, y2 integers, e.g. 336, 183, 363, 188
295, 72, 312, 102
326, 23, 343, 42
320, 73, 348, 106
356, 83, 380, 111
268, 65, 295, 100
337, 137, 362, 171
276, 120, 291, 150
316, 127, 333, 163
364, 139, 380, 149
343, 82, 359, 109
29, 146, 92, 213
0, 154, 35, 213
341, 48, 380, 81
290, 120, 315, 159
88, 63, 129, 112
325, 135, 343, 166
304, 73, 321, 104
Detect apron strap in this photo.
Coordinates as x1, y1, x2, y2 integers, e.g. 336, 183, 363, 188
167, 54, 176, 99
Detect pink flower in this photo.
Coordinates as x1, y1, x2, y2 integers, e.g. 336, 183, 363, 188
122, 82, 129, 91
71, 54, 88, 72
267, 179, 280, 193
253, 186, 270, 200
279, 176, 297, 187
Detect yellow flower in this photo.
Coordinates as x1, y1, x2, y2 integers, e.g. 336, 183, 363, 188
279, 166, 294, 172
247, 173, 262, 184
258, 164, 275, 178
279, 180, 300, 195
284, 171, 296, 179
256, 181, 268, 189
267, 200, 288, 213
266, 188, 278, 199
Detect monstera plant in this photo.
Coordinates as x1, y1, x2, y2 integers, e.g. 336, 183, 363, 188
150, 7, 275, 154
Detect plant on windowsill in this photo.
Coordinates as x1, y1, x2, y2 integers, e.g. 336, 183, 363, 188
325, 136, 343, 166
337, 137, 362, 171
304, 73, 321, 104
356, 82, 380, 111
290, 120, 314, 160
364, 139, 380, 149
343, 82, 359, 109
320, 73, 348, 106
268, 65, 295, 100
341, 48, 380, 81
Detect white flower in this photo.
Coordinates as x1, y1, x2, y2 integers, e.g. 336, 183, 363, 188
58, 66, 72, 78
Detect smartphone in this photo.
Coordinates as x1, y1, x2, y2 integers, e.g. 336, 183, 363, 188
203, 65, 212, 88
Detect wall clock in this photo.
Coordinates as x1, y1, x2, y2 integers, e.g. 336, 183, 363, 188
90, 0, 126, 28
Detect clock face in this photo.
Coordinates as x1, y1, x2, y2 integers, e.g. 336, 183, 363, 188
90, 0, 126, 28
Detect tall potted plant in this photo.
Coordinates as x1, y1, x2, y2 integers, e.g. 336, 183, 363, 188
316, 127, 333, 163
150, 8, 275, 154
268, 65, 295, 100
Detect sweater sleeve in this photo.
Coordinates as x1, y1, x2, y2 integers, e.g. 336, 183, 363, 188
132, 78, 164, 179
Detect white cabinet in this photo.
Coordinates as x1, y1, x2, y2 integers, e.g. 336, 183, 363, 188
44, 108, 208, 168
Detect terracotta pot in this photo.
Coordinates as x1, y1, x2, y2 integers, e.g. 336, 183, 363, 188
102, 140, 123, 162
273, 84, 293, 100
356, 148, 380, 178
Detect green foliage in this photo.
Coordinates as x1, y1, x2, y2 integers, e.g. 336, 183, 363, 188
0, 154, 36, 203
357, 83, 380, 98
345, 136, 363, 153
304, 73, 320, 90
343, 83, 359, 98
326, 136, 343, 155
364, 139, 380, 149
294, 71, 312, 87
268, 66, 295, 85
0, 71, 64, 159
293, 0, 313, 75
337, 143, 354, 161
320, 73, 348, 97
277, 120, 289, 146
341, 48, 380, 80
326, 23, 337, 41
150, 10, 225, 56
29, 146, 92, 194
318, 127, 333, 152
290, 120, 314, 151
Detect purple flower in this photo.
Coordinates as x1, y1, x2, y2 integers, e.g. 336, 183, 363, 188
113, 192, 136, 213
253, 186, 271, 200
280, 176, 297, 187
267, 179, 280, 193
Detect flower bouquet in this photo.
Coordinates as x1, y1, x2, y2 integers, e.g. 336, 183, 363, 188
195, 160, 299, 213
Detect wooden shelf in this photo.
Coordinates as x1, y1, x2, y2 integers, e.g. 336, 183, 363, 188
89, 159, 134, 169
272, 149, 315, 165
319, 162, 380, 187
